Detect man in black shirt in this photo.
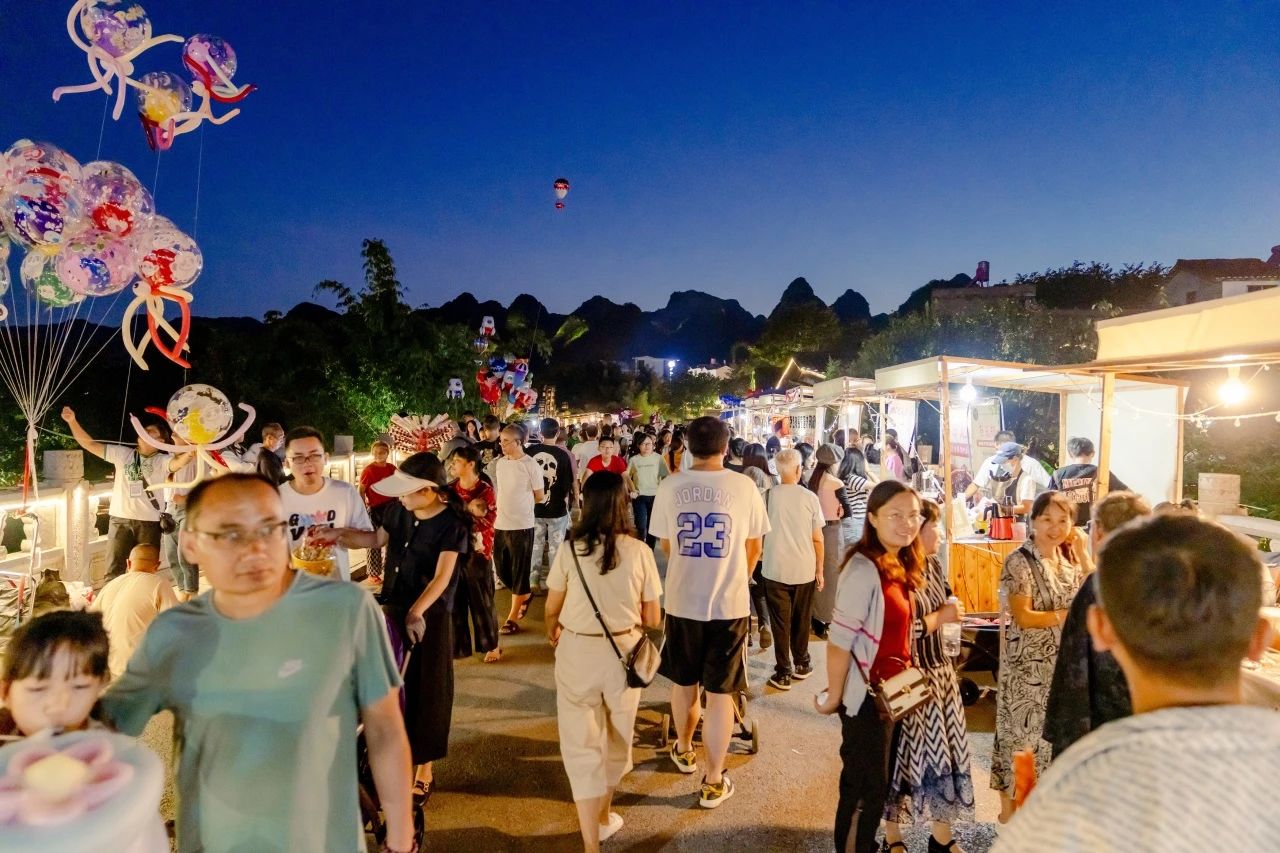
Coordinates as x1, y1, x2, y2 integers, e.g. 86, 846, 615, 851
526, 418, 575, 593
474, 415, 503, 469
1049, 437, 1130, 527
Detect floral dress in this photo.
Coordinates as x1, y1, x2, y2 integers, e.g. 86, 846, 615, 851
885, 556, 976, 824
990, 540, 1085, 792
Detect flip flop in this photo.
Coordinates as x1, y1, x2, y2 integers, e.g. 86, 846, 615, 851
499, 620, 520, 635
483, 648, 503, 663
517, 598, 532, 620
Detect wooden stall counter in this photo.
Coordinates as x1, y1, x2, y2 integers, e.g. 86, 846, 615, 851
947, 537, 1023, 613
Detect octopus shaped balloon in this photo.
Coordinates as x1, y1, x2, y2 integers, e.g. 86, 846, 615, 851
82, 160, 153, 237
131, 384, 256, 491
134, 70, 192, 151
0, 140, 85, 254
183, 34, 256, 103
52, 1, 184, 122
121, 216, 201, 369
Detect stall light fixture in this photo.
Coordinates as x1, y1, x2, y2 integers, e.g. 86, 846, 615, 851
959, 378, 978, 403
1218, 366, 1247, 406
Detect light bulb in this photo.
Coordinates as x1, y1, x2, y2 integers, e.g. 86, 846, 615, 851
959, 379, 978, 403
1219, 366, 1247, 406
1234, 418, 1242, 427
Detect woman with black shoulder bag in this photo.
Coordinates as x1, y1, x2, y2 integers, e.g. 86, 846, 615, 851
544, 471, 663, 852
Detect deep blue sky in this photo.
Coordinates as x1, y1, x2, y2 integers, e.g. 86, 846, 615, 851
5, 1, 1279, 319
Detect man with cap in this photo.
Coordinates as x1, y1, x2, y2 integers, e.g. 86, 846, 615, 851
964, 441, 1039, 515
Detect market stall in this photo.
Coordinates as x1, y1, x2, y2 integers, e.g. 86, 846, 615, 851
873, 355, 1187, 611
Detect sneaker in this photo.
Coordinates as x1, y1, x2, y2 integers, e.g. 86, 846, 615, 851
598, 811, 624, 842
669, 742, 698, 774
793, 663, 814, 680
767, 672, 792, 691
759, 626, 773, 650
698, 774, 735, 809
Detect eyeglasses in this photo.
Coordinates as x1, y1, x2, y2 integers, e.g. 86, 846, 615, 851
188, 521, 289, 548
879, 511, 923, 526
287, 453, 325, 465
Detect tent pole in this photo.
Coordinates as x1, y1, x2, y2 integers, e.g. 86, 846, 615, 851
940, 361, 954, 556
1058, 392, 1069, 467
1097, 372, 1115, 500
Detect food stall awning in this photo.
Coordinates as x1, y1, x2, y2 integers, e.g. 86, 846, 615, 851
1089, 288, 1280, 372
810, 376, 879, 405
875, 356, 1176, 399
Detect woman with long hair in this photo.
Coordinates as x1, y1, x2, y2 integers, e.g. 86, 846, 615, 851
626, 433, 669, 546
741, 442, 775, 494
837, 447, 872, 545
544, 472, 663, 852
991, 490, 1089, 822
318, 452, 470, 807
462, 419, 482, 443
815, 480, 925, 853
665, 430, 686, 473
883, 499, 975, 853
808, 444, 855, 639
655, 429, 673, 459
447, 445, 501, 663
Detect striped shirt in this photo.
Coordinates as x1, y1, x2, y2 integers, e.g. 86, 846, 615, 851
993, 705, 1280, 852
843, 473, 870, 526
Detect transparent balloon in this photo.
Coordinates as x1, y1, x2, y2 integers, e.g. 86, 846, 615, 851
135, 71, 192, 123
183, 34, 237, 84
82, 160, 153, 237
0, 141, 85, 251
56, 228, 137, 296
0, 236, 10, 298
136, 217, 202, 289
78, 0, 153, 58
20, 252, 85, 308
166, 383, 234, 444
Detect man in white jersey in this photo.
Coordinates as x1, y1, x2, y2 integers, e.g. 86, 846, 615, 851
650, 416, 769, 810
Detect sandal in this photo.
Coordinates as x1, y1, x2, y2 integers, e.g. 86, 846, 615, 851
483, 648, 503, 663
499, 620, 520, 635
517, 597, 532, 620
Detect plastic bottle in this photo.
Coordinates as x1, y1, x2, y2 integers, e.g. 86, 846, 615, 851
941, 596, 963, 657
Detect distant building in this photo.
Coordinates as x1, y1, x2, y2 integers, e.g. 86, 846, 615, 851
630, 356, 668, 379
930, 283, 1037, 316
686, 358, 734, 380
1162, 256, 1280, 306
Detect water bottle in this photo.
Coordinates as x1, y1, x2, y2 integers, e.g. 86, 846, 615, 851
941, 596, 963, 658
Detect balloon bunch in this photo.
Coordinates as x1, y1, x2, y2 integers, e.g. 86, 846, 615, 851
388, 414, 452, 455
0, 139, 202, 368
131, 384, 256, 492
52, 1, 256, 152
476, 353, 538, 419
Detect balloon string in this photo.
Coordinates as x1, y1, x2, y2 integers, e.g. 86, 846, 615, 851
95, 93, 109, 161
193, 124, 205, 239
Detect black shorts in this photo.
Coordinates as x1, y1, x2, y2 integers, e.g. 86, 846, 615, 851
493, 528, 534, 596
659, 614, 749, 694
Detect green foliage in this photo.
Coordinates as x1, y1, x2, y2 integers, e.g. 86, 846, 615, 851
553, 315, 589, 347
1015, 261, 1168, 312
653, 373, 729, 421
748, 302, 842, 375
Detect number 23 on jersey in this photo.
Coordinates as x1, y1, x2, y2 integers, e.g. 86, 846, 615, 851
676, 512, 732, 558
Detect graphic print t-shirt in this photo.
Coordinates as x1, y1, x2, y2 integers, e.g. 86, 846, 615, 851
526, 442, 574, 519
279, 479, 372, 581
650, 469, 770, 621
1049, 463, 1130, 526
104, 444, 170, 521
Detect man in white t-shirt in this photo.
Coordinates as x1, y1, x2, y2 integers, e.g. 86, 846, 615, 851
650, 416, 769, 810
62, 406, 172, 583
89, 543, 177, 679
966, 441, 1039, 515
279, 427, 371, 582
572, 422, 601, 485
760, 448, 825, 691
492, 424, 545, 638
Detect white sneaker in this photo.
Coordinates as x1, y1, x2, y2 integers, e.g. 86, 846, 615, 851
598, 811, 624, 842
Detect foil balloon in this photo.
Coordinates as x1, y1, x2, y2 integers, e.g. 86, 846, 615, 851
183, 34, 256, 103
20, 252, 85, 308
136, 216, 201, 289
0, 140, 85, 252
81, 160, 153, 237
53, 1, 184, 122
56, 228, 137, 296
479, 316, 496, 336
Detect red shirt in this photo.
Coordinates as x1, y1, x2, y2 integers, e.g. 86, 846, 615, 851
452, 478, 496, 558
360, 462, 397, 509
587, 455, 627, 475
870, 575, 912, 684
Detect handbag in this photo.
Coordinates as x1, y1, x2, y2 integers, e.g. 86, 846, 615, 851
852, 646, 932, 722
567, 535, 665, 688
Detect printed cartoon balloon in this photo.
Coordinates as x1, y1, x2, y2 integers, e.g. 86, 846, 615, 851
166, 383, 233, 444
82, 160, 153, 236
136, 216, 201, 289
479, 316, 496, 336
20, 252, 85, 308
1, 140, 85, 252
0, 237, 9, 299
446, 378, 465, 400
135, 71, 192, 150
56, 229, 136, 296
79, 0, 153, 57
183, 34, 255, 103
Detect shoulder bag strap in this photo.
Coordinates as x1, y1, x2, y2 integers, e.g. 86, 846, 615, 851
137, 455, 163, 514
566, 534, 628, 663
1019, 544, 1055, 610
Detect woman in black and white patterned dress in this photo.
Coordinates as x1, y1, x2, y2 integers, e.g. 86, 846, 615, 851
883, 500, 975, 853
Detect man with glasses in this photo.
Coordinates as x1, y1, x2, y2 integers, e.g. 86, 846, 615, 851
279, 426, 372, 581
102, 473, 417, 853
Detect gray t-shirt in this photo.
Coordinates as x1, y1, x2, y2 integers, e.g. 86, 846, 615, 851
102, 572, 401, 852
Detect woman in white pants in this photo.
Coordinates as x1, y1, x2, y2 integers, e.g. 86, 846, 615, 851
545, 471, 663, 851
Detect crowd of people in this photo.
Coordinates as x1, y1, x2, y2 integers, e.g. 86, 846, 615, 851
1, 407, 1277, 853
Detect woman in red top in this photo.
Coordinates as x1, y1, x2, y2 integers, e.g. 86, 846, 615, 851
447, 445, 502, 663
358, 440, 397, 580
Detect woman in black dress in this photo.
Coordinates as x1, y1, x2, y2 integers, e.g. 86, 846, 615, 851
321, 452, 470, 807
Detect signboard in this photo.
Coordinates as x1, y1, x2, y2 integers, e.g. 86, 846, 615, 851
948, 397, 1003, 473
885, 399, 918, 450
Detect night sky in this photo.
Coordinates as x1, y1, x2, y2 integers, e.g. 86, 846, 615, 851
4, 1, 1279, 319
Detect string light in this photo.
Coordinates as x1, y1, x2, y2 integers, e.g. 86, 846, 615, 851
959, 378, 978, 403
1219, 365, 1248, 406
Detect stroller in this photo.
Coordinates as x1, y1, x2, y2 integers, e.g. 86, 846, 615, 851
357, 612, 425, 846
657, 687, 759, 755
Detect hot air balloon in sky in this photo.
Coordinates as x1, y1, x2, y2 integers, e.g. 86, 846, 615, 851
553, 177, 570, 210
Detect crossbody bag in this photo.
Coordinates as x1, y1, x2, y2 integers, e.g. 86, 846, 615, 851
566, 535, 665, 688
138, 460, 176, 534
850, 575, 931, 722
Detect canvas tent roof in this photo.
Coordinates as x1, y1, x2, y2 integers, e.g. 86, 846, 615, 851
874, 356, 1179, 399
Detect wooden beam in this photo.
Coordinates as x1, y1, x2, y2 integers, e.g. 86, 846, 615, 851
1058, 392, 1069, 467
1174, 386, 1186, 503
940, 360, 954, 559
1097, 372, 1115, 500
